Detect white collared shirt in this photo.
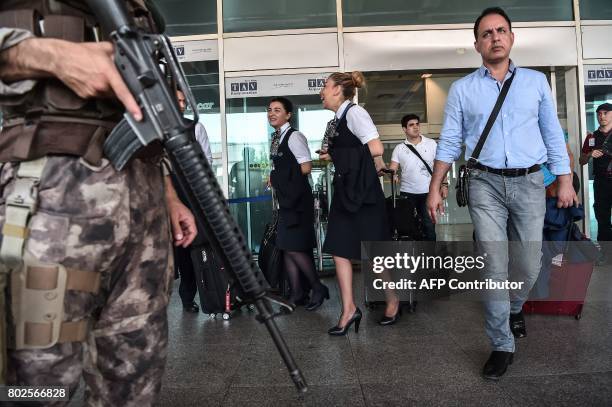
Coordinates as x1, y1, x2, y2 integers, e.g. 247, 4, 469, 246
391, 135, 437, 194
195, 121, 213, 165
277, 122, 312, 164
335, 100, 379, 145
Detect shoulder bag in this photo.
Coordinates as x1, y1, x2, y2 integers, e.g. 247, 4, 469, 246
456, 69, 516, 207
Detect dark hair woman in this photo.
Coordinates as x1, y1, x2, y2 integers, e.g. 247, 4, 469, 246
318, 72, 395, 335
268, 97, 329, 310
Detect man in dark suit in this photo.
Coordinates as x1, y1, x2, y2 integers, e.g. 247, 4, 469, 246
173, 90, 214, 313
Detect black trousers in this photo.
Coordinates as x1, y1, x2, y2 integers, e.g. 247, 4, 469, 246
594, 178, 612, 243
400, 192, 436, 241
174, 245, 197, 305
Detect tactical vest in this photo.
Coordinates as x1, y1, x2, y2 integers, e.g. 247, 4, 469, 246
0, 0, 162, 165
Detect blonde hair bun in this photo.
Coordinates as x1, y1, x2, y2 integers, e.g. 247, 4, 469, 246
351, 71, 365, 89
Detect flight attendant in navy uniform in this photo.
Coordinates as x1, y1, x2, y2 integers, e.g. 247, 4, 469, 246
318, 72, 395, 335
268, 97, 330, 309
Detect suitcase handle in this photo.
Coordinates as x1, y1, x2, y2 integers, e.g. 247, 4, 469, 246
381, 169, 398, 205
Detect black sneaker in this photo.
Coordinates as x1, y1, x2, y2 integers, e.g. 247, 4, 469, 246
183, 301, 199, 313
510, 311, 526, 338
482, 351, 514, 380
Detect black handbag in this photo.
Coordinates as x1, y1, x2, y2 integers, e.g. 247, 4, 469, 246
456, 69, 516, 207
258, 198, 283, 288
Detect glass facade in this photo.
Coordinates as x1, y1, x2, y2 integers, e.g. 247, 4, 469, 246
580, 0, 612, 20
222, 0, 336, 33
584, 82, 612, 239
181, 61, 224, 186
159, 1, 609, 248
156, 0, 217, 36
343, 0, 574, 27
360, 72, 427, 125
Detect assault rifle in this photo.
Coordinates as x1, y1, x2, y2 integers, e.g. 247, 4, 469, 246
86, 0, 307, 392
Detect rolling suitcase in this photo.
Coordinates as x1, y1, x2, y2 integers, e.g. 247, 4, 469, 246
523, 222, 598, 319
191, 243, 233, 320
384, 170, 424, 241
365, 170, 418, 312
522, 261, 593, 319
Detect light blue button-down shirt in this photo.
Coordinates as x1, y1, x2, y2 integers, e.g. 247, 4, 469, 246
435, 63, 570, 175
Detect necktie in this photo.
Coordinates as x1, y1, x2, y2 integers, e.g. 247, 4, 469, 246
321, 117, 338, 151
270, 128, 281, 158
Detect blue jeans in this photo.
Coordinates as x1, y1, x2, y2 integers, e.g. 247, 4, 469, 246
468, 169, 545, 352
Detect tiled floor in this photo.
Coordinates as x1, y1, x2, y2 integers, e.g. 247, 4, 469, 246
156, 262, 612, 407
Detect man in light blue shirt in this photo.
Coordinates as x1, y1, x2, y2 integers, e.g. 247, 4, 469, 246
427, 7, 577, 381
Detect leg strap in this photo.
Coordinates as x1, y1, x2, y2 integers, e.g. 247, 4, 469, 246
24, 320, 89, 347
11, 256, 100, 349
0, 157, 47, 267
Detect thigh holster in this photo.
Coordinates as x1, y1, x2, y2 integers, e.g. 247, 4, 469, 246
1, 158, 100, 350
10, 253, 100, 349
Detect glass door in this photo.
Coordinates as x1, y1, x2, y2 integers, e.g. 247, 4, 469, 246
583, 65, 612, 240
181, 60, 223, 186
361, 67, 578, 241
224, 74, 334, 253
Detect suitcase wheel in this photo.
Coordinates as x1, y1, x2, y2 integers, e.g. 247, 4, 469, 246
209, 313, 217, 319
575, 313, 582, 320
222, 312, 231, 320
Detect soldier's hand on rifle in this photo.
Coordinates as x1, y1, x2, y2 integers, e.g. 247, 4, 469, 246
0, 38, 142, 121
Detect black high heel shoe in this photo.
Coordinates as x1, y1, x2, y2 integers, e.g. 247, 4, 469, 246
288, 294, 310, 307
328, 308, 362, 336
305, 284, 330, 311
379, 306, 402, 326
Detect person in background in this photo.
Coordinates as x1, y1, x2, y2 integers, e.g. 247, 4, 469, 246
172, 89, 213, 313
268, 97, 329, 310
176, 90, 213, 164
580, 102, 612, 264
531, 138, 576, 299
389, 114, 447, 241
319, 71, 394, 334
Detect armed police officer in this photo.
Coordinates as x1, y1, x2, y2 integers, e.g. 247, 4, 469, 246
0, 1, 196, 405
